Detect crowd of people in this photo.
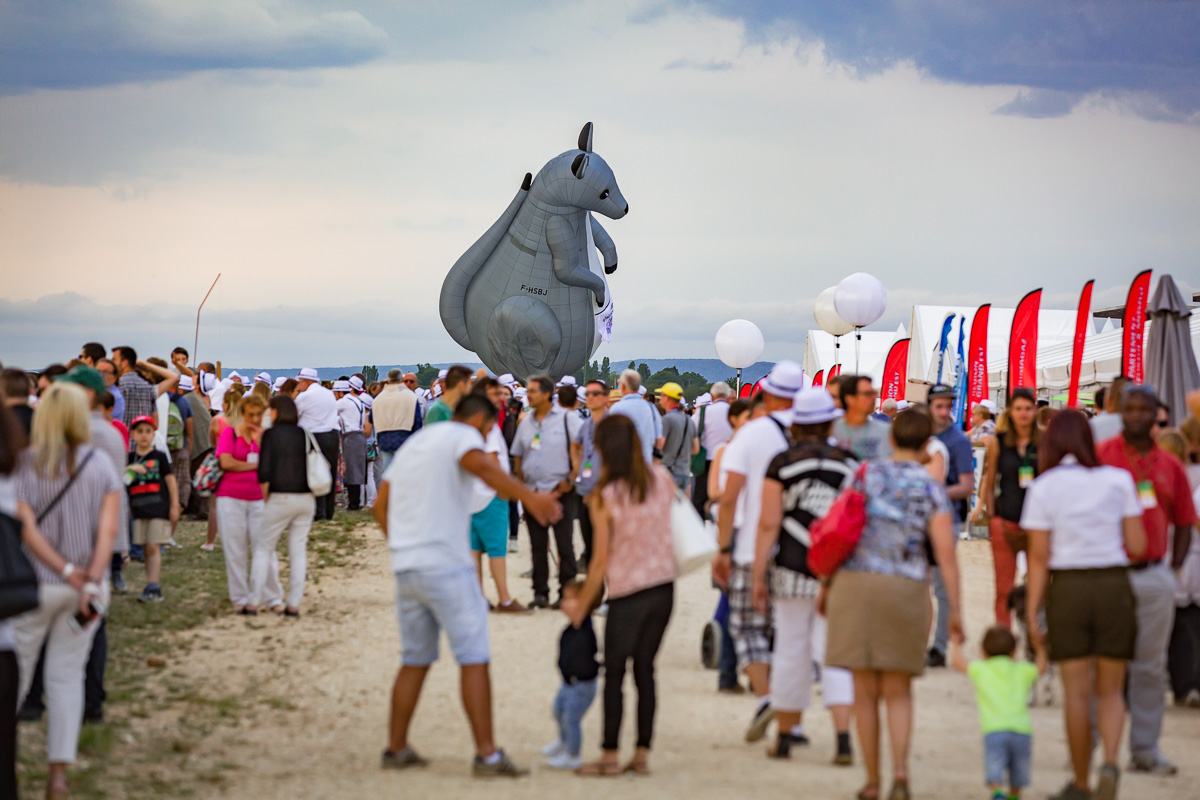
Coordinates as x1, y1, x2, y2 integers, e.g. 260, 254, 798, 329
0, 341, 1198, 800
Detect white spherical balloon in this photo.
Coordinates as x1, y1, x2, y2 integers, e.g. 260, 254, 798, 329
834, 273, 887, 328
814, 286, 855, 337
714, 319, 765, 369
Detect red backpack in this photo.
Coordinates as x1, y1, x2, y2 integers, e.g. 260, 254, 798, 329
807, 462, 869, 578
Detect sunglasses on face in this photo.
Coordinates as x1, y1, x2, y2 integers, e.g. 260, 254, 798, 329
586, 390, 606, 397
1156, 420, 1169, 428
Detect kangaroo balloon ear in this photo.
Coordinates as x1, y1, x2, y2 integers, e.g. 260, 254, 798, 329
571, 153, 589, 179
578, 122, 593, 153
521, 172, 532, 191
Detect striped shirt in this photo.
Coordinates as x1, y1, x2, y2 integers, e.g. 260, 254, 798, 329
118, 371, 156, 429
15, 445, 121, 586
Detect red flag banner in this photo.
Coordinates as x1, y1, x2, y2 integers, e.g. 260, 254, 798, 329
1121, 269, 1152, 383
1068, 280, 1094, 408
829, 364, 842, 381
880, 338, 910, 400
1008, 289, 1042, 397
967, 305, 990, 412
812, 369, 825, 387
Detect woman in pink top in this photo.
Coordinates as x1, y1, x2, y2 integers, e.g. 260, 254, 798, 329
570, 414, 677, 777
215, 395, 281, 614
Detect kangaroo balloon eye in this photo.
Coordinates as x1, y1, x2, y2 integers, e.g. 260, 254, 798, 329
600, 190, 610, 200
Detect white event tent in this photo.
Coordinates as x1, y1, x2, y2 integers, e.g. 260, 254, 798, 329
908, 305, 1084, 401
991, 313, 1200, 396
804, 325, 907, 386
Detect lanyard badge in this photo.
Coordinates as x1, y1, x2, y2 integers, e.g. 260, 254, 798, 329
1137, 479, 1158, 509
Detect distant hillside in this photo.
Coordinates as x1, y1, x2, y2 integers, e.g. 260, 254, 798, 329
229, 359, 774, 385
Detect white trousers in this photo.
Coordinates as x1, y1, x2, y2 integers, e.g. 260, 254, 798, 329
254, 493, 314, 609
216, 496, 280, 608
365, 463, 378, 508
13, 582, 107, 764
771, 595, 854, 712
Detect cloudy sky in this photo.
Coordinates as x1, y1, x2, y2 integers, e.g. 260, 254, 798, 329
2, 0, 1198, 370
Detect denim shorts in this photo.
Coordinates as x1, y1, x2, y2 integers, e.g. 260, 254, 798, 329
394, 566, 490, 666
983, 730, 1031, 788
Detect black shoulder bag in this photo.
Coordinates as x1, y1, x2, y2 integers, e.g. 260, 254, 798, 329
0, 450, 94, 618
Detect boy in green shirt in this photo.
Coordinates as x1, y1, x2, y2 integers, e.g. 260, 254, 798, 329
951, 626, 1043, 800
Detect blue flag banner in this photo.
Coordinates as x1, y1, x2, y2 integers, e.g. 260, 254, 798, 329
935, 312, 955, 384
953, 315, 968, 426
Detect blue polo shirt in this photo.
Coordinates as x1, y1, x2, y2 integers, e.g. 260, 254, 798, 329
609, 394, 659, 464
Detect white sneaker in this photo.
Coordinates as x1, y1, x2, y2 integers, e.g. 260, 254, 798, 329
507, 539, 519, 554
546, 752, 581, 770
542, 741, 565, 758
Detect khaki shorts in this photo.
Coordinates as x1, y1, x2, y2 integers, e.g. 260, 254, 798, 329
825, 569, 931, 675
132, 518, 172, 545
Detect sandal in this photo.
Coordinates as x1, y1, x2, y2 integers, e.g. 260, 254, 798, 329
283, 608, 301, 618
857, 784, 880, 800
575, 761, 621, 777
887, 779, 910, 800
239, 607, 259, 616
622, 759, 650, 776
46, 777, 70, 799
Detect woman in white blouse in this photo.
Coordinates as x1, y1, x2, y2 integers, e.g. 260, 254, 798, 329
1021, 410, 1146, 800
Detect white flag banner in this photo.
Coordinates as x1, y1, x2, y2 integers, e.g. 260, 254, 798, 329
597, 300, 614, 343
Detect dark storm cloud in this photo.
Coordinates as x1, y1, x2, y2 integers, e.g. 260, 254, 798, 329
0, 1, 388, 93
686, 1, 1200, 121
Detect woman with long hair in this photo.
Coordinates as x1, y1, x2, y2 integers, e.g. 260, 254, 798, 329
215, 394, 281, 614
254, 396, 311, 617
11, 383, 121, 799
973, 388, 1040, 626
0, 400, 69, 798
1022, 410, 1146, 800
568, 414, 676, 777
823, 408, 964, 800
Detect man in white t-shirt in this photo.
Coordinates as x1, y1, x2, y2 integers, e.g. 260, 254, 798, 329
373, 395, 560, 777
712, 360, 804, 743
295, 368, 340, 520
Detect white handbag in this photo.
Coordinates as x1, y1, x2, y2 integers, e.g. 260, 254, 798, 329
304, 430, 333, 496
671, 490, 716, 575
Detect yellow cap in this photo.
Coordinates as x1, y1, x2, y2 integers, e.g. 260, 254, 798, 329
657, 382, 684, 400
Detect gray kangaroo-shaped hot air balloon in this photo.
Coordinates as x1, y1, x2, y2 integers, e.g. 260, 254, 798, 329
439, 122, 628, 381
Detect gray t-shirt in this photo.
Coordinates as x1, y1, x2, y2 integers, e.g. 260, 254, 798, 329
832, 417, 894, 462
660, 410, 695, 478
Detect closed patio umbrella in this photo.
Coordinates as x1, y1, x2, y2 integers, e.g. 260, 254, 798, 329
1145, 274, 1200, 426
